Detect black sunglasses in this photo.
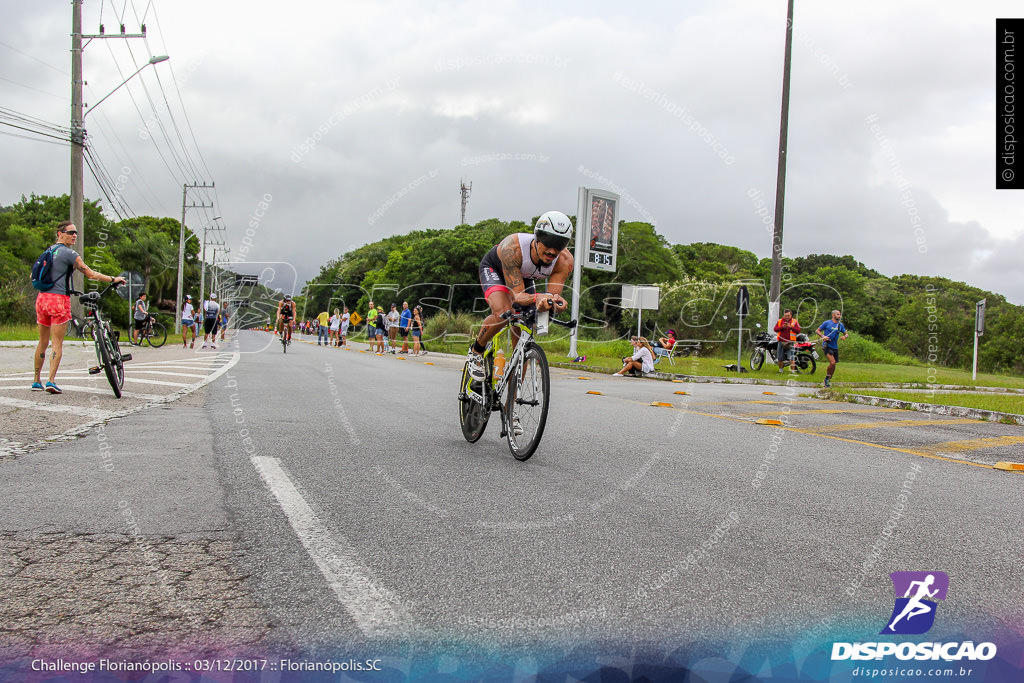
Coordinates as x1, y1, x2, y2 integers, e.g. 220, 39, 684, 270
62, 230, 78, 235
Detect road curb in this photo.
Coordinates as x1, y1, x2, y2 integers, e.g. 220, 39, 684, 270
823, 390, 1024, 426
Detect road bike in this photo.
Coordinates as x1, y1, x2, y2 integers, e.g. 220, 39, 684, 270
130, 314, 167, 348
283, 323, 294, 352
73, 282, 132, 398
458, 305, 576, 461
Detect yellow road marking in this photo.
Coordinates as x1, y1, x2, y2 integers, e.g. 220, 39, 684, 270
745, 407, 904, 416
689, 399, 817, 406
918, 435, 1024, 454
806, 418, 981, 433
615, 398, 1004, 471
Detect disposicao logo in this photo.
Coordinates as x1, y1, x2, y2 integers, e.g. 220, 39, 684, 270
831, 571, 997, 663
881, 571, 948, 635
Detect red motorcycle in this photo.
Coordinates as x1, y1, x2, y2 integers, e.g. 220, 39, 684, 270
749, 328, 818, 374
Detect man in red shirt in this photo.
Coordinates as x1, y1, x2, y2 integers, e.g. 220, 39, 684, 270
774, 308, 801, 373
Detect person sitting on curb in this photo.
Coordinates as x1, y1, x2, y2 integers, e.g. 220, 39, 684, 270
613, 336, 655, 377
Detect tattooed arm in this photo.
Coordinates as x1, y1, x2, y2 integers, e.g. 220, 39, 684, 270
498, 235, 537, 307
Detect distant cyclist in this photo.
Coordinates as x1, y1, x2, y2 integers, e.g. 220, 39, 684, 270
277, 295, 296, 344
465, 211, 574, 381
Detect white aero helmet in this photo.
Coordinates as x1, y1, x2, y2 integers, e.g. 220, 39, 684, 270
534, 211, 573, 251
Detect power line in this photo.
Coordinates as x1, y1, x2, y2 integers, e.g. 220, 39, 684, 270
0, 39, 68, 75
0, 76, 65, 99
0, 129, 69, 147
145, 0, 214, 181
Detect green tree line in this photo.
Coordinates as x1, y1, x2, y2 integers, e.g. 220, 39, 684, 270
301, 218, 1023, 374
0, 194, 201, 328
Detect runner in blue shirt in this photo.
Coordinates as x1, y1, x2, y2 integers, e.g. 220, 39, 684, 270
815, 309, 848, 388
398, 301, 414, 354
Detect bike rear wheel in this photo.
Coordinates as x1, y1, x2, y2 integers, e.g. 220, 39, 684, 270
797, 353, 816, 374
95, 324, 123, 398
750, 348, 765, 371
459, 361, 490, 442
148, 322, 167, 348
504, 343, 549, 461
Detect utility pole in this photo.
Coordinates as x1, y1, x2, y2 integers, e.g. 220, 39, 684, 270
199, 220, 226, 311
70, 0, 84, 290
768, 0, 795, 329
174, 183, 215, 333
70, 1, 148, 299
460, 179, 472, 225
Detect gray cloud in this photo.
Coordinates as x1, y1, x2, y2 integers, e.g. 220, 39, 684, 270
2, 0, 1022, 303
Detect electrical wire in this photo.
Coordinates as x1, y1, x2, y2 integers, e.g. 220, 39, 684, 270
144, 0, 215, 181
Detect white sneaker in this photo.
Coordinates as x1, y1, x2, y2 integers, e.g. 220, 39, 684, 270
211, 343, 217, 349
202, 343, 208, 348
466, 349, 485, 382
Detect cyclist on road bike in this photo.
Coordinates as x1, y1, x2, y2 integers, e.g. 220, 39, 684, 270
277, 295, 296, 343
466, 210, 574, 382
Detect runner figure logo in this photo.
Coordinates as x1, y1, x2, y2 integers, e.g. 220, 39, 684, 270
881, 571, 949, 635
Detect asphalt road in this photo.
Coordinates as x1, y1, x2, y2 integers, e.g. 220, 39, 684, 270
1, 330, 1021, 676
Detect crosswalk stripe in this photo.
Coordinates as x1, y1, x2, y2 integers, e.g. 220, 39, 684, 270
0, 396, 115, 419
121, 370, 208, 379
122, 377, 192, 388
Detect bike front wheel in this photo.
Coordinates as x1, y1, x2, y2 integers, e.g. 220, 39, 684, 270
95, 324, 123, 398
148, 322, 167, 348
459, 361, 490, 443
504, 343, 549, 461
749, 348, 765, 371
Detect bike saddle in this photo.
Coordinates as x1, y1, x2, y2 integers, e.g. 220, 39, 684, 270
79, 292, 100, 304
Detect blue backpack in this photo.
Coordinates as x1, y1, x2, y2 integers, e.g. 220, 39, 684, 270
31, 244, 66, 292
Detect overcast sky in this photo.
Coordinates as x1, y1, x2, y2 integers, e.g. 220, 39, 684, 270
3, 0, 1022, 304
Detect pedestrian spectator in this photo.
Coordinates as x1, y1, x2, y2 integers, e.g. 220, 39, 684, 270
374, 306, 388, 354
219, 304, 229, 342
774, 308, 801, 373
386, 303, 400, 353
201, 293, 220, 349
340, 306, 350, 346
329, 308, 341, 346
652, 329, 676, 360
399, 301, 413, 353
365, 301, 378, 349
32, 221, 126, 394
180, 294, 196, 348
613, 336, 655, 377
132, 292, 149, 345
317, 308, 330, 346
815, 309, 848, 388
412, 305, 427, 356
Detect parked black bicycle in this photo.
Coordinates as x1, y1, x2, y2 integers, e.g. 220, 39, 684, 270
131, 314, 167, 348
72, 282, 132, 398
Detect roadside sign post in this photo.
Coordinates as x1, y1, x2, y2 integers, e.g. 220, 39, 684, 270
622, 285, 660, 339
736, 285, 750, 371
973, 298, 986, 381
569, 187, 620, 357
